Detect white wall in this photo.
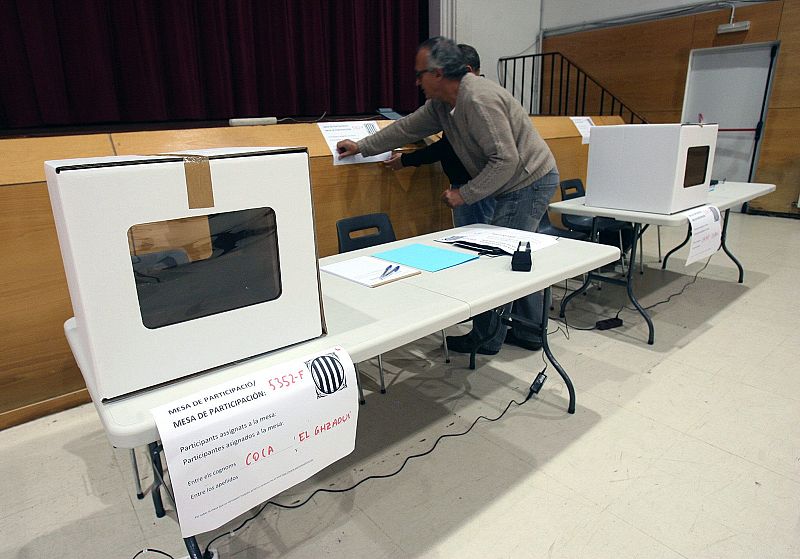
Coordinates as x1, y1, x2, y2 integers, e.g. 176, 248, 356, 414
430, 0, 542, 83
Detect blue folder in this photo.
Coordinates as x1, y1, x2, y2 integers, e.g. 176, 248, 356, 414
372, 243, 477, 272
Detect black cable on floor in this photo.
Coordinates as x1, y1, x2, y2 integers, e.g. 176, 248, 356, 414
614, 256, 712, 319
200, 366, 547, 556
131, 549, 175, 559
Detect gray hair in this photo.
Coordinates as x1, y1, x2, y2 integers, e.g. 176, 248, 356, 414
458, 44, 480, 73
419, 36, 468, 79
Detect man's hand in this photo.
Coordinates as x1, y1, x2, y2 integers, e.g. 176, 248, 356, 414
441, 188, 465, 208
383, 152, 404, 171
335, 139, 360, 158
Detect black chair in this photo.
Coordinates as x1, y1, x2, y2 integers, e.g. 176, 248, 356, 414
536, 210, 589, 241
336, 212, 397, 253
335, 213, 449, 399
559, 179, 633, 271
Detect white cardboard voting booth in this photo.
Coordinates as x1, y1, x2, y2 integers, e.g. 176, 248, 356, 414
586, 123, 718, 214
46, 147, 326, 400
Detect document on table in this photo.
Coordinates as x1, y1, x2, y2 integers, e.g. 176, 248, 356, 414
435, 227, 559, 255
372, 243, 478, 272
684, 205, 722, 265
151, 347, 358, 537
317, 121, 392, 165
320, 256, 421, 287
569, 116, 595, 144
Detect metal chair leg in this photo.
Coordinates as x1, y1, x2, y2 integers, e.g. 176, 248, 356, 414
657, 225, 662, 262
441, 329, 450, 363
354, 363, 365, 405
130, 448, 144, 499
377, 354, 386, 394
618, 230, 627, 274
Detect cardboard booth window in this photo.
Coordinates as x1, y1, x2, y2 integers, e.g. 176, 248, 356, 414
129, 207, 282, 329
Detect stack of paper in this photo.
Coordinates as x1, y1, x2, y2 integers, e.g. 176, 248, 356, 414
321, 256, 420, 287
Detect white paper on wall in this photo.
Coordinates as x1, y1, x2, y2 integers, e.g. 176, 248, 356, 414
684, 205, 723, 266
151, 346, 358, 537
318, 121, 391, 165
569, 116, 595, 144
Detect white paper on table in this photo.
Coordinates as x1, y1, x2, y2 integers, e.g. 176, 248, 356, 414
569, 116, 595, 144
435, 226, 559, 254
151, 346, 358, 537
684, 205, 722, 266
318, 121, 392, 165
321, 255, 421, 287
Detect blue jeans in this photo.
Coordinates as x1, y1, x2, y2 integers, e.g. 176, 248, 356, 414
452, 184, 496, 226
469, 168, 559, 351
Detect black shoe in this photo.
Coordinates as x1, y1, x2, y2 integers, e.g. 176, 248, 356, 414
504, 330, 542, 351
445, 334, 500, 356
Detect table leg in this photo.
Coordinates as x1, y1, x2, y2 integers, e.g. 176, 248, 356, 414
147, 441, 166, 518
183, 536, 209, 559
662, 225, 692, 269
540, 287, 575, 414
719, 209, 744, 283
626, 224, 654, 345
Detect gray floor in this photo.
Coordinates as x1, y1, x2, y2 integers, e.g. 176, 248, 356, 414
2, 212, 799, 559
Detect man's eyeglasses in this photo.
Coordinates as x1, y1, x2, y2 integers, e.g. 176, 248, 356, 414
415, 69, 432, 79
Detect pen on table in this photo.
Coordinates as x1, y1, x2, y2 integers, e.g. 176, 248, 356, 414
381, 265, 400, 278
379, 264, 393, 278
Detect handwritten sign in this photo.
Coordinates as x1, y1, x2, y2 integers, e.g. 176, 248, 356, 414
151, 347, 358, 537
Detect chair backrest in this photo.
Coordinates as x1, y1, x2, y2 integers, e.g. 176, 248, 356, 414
336, 213, 397, 253
560, 178, 586, 201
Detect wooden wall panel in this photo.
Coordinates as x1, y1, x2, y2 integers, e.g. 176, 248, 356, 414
112, 124, 332, 157
771, 0, 800, 110
0, 135, 114, 185
0, 182, 89, 429
544, 17, 695, 113
691, 3, 782, 49
751, 107, 800, 213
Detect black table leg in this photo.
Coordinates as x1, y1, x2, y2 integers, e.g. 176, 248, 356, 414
540, 287, 575, 413
626, 224, 654, 344
719, 209, 744, 283
662, 225, 692, 270
184, 536, 209, 559
147, 441, 166, 518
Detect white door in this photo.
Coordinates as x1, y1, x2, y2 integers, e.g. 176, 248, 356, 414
681, 42, 778, 183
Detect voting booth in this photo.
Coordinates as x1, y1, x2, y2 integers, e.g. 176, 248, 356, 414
586, 123, 718, 214
46, 147, 326, 400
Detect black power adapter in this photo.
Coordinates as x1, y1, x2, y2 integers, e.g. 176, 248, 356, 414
596, 317, 623, 330
511, 242, 532, 271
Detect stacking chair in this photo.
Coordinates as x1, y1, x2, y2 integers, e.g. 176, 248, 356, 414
559, 179, 633, 272
335, 213, 449, 399
536, 210, 589, 241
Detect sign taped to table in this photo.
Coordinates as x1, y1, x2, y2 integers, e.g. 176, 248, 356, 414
151, 346, 358, 537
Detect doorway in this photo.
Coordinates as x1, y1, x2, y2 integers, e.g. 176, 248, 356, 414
681, 41, 779, 184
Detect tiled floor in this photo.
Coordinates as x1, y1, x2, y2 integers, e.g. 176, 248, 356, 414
2, 212, 798, 559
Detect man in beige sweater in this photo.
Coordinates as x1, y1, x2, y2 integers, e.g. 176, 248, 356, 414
337, 36, 558, 355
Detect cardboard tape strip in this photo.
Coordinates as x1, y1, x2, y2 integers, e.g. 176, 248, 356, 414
151, 153, 215, 209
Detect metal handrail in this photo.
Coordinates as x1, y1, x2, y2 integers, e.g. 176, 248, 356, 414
498, 52, 647, 124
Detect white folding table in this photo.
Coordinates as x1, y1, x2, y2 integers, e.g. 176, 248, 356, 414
65, 225, 619, 559
549, 182, 776, 344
